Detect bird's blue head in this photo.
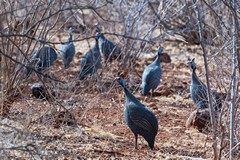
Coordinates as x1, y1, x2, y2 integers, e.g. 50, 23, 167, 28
96, 32, 104, 40
157, 47, 164, 56
187, 58, 196, 70
95, 22, 102, 32
117, 77, 126, 88
68, 27, 75, 35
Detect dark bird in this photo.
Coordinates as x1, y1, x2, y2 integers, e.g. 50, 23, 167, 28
26, 45, 57, 77
60, 27, 75, 68
117, 78, 158, 150
31, 83, 49, 100
187, 58, 222, 111
141, 47, 163, 96
79, 33, 101, 80
97, 32, 121, 62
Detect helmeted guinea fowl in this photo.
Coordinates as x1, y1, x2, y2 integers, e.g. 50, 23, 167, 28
26, 45, 57, 77
31, 83, 52, 100
141, 47, 164, 96
117, 77, 158, 150
187, 58, 222, 112
79, 33, 102, 80
60, 27, 75, 68
97, 32, 121, 62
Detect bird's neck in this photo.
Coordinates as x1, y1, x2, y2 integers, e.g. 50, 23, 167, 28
124, 88, 134, 100
68, 34, 73, 42
153, 55, 160, 65
192, 68, 196, 75
95, 38, 99, 49
99, 35, 105, 41
191, 69, 201, 84
123, 88, 141, 105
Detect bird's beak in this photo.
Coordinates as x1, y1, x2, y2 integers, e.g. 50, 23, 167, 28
114, 77, 120, 82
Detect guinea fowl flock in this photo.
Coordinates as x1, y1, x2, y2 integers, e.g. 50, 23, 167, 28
27, 26, 223, 150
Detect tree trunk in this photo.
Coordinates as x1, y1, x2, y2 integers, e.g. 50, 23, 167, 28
230, 0, 238, 159
192, 0, 218, 159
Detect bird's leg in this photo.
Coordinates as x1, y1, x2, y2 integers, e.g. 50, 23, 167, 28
95, 73, 99, 90
66, 68, 70, 79
102, 55, 108, 67
88, 77, 94, 92
135, 134, 138, 149
144, 96, 148, 102
96, 72, 102, 92
150, 90, 154, 101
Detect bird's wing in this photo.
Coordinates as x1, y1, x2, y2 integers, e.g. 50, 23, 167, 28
60, 45, 70, 56
196, 85, 208, 100
129, 105, 158, 135
66, 44, 75, 60
103, 39, 120, 56
192, 84, 209, 109
143, 67, 161, 86
80, 51, 95, 70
